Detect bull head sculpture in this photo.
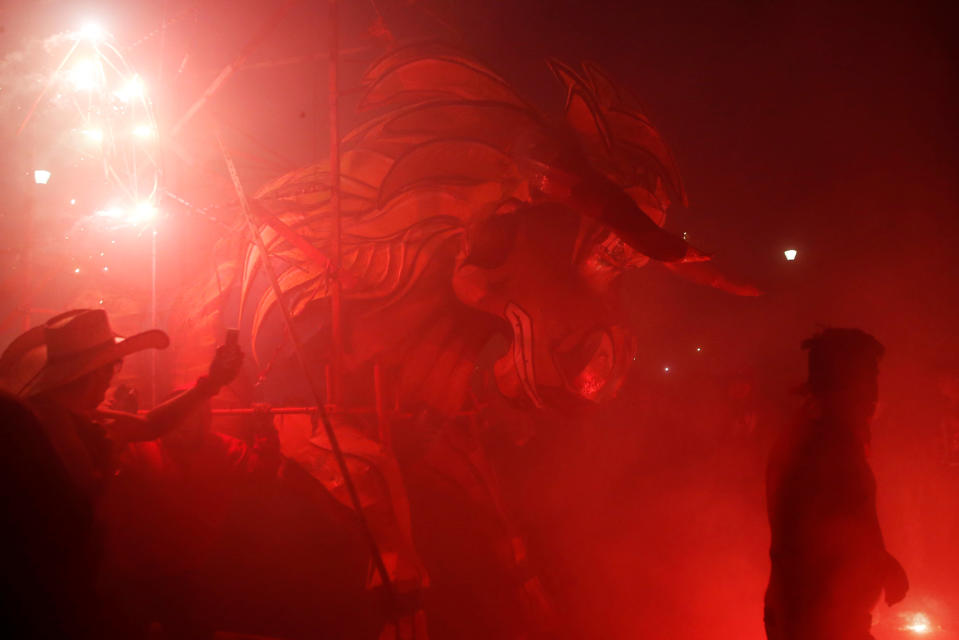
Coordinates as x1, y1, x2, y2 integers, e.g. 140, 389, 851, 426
207, 44, 756, 413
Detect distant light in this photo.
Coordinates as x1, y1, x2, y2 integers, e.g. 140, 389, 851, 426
132, 124, 155, 138
103, 266, 109, 272
77, 22, 107, 43
136, 202, 156, 218
98, 299, 104, 305
34, 170, 51, 184
82, 128, 104, 143
74, 267, 80, 273
682, 231, 688, 240
664, 366, 670, 373
901, 612, 933, 635
784, 249, 798, 261
68, 59, 100, 91
69, 198, 77, 205
115, 76, 145, 102
129, 202, 157, 225
695, 346, 703, 353
95, 203, 156, 226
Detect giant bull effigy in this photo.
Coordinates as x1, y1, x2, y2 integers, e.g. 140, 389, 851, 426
184, 43, 756, 638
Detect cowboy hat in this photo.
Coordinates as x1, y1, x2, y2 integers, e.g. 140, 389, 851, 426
0, 310, 86, 394
17, 309, 169, 397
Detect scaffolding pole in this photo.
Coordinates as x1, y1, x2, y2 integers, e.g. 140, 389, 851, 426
328, 0, 344, 407
214, 128, 396, 616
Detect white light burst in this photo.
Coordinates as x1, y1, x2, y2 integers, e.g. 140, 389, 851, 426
20, 22, 160, 233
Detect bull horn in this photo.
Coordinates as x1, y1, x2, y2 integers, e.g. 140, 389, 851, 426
530, 163, 705, 263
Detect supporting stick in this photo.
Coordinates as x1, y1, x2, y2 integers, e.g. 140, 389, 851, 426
154, 0, 167, 409
151, 225, 158, 407
171, 0, 301, 137
21, 150, 36, 332
214, 127, 396, 612
374, 362, 392, 451
17, 39, 81, 137
328, 0, 344, 407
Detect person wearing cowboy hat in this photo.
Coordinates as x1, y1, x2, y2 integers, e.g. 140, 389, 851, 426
764, 328, 909, 640
0, 309, 242, 637
5, 308, 244, 501
0, 390, 98, 637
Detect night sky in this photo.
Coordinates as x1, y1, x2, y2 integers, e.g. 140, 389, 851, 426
3, 0, 955, 365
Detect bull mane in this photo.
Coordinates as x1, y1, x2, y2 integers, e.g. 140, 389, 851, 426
224, 45, 682, 365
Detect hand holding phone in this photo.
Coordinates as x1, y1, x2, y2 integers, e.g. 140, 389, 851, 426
206, 329, 244, 389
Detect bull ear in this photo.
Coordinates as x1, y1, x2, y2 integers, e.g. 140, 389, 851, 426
578, 62, 688, 207
547, 58, 612, 154
581, 61, 649, 119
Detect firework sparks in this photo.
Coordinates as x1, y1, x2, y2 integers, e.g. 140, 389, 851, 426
900, 612, 934, 635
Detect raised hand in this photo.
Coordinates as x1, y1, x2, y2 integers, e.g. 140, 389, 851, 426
108, 383, 139, 413
206, 343, 244, 390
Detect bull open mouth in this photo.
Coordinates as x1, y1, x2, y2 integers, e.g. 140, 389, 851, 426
500, 303, 633, 407
554, 327, 617, 402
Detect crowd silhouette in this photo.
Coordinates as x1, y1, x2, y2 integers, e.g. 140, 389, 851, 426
0, 310, 924, 639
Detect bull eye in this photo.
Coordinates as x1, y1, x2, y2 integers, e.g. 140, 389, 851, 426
577, 230, 641, 289
466, 213, 521, 269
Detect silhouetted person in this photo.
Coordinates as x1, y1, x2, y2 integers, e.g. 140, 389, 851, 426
99, 393, 281, 638
0, 391, 94, 637
764, 328, 908, 640
19, 310, 242, 503
0, 309, 242, 637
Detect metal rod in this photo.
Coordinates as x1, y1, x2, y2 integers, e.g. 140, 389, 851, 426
129, 1, 197, 49
198, 405, 482, 417
171, 0, 301, 137
238, 47, 372, 71
374, 362, 392, 450
220, 118, 298, 170
16, 39, 81, 137
151, 225, 158, 407
21, 150, 36, 331
325, 363, 332, 404
152, 0, 167, 410
214, 126, 396, 609
328, 0, 344, 407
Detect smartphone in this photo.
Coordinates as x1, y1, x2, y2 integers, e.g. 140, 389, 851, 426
225, 328, 240, 346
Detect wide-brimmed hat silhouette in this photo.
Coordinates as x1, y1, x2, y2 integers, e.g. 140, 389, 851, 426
2, 309, 169, 397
